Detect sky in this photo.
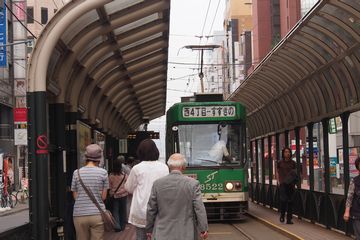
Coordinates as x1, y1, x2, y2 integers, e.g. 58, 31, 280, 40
148, 0, 226, 159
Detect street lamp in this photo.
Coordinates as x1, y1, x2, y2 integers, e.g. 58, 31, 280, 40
184, 45, 220, 93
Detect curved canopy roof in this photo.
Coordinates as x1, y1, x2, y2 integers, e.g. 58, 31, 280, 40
229, 0, 360, 138
28, 0, 170, 137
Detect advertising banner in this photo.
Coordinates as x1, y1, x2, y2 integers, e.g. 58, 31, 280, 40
76, 121, 92, 167
0, 1, 6, 67
14, 108, 27, 122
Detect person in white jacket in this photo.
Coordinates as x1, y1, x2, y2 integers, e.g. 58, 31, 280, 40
125, 139, 169, 240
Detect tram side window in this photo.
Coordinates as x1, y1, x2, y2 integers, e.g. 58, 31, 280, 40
328, 116, 343, 194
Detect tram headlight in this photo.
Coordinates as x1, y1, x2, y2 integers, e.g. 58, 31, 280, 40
225, 182, 234, 191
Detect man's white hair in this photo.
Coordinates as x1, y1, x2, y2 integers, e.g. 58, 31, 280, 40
167, 153, 187, 168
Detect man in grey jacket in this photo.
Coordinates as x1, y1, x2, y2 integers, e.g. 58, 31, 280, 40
146, 153, 209, 240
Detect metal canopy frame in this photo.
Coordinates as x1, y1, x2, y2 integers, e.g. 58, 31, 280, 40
229, 0, 360, 138
28, 0, 170, 137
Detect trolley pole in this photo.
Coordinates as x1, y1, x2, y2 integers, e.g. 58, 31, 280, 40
184, 45, 220, 93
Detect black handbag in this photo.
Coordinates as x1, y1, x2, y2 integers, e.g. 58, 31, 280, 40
77, 170, 116, 232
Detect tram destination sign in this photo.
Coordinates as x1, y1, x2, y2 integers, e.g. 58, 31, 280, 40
182, 105, 236, 118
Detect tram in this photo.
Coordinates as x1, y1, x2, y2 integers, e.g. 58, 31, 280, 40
166, 94, 248, 221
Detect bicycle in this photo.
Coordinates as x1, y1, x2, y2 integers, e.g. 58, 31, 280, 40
16, 178, 29, 204
0, 183, 17, 208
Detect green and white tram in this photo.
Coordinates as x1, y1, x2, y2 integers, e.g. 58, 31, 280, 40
166, 95, 248, 221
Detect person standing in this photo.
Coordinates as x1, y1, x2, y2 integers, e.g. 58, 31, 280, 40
277, 147, 297, 224
109, 157, 128, 232
71, 144, 109, 240
344, 157, 360, 238
125, 139, 169, 240
146, 153, 208, 240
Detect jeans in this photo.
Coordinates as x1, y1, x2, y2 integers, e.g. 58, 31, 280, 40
279, 183, 294, 220
112, 196, 127, 231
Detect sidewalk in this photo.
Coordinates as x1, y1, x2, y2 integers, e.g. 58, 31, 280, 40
0, 201, 29, 217
249, 201, 353, 240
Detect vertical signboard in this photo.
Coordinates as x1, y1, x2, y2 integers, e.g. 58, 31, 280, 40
0, 0, 6, 67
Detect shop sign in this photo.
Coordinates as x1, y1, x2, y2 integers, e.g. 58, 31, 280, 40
14, 108, 27, 123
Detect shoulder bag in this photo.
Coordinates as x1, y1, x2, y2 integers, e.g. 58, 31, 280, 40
106, 173, 126, 210
77, 170, 116, 232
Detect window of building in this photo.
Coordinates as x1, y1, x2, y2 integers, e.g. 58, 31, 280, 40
27, 7, 34, 24
41, 7, 48, 24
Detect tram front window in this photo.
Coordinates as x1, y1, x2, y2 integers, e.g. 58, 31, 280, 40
178, 123, 242, 167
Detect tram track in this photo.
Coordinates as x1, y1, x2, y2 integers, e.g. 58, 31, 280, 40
230, 223, 254, 240
208, 214, 294, 240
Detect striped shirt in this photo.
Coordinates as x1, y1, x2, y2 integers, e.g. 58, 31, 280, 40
71, 166, 109, 217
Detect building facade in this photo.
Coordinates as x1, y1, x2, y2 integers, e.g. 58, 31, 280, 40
222, 0, 252, 98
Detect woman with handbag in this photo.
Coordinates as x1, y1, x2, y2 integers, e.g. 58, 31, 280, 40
71, 144, 109, 240
109, 155, 128, 232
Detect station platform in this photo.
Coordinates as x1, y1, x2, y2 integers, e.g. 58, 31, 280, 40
249, 201, 353, 240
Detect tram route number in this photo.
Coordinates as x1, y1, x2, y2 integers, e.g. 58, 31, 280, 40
182, 106, 236, 118
200, 183, 224, 191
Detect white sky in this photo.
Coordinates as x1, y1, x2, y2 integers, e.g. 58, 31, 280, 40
149, 0, 226, 158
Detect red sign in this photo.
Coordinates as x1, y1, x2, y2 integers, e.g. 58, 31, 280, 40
36, 134, 48, 154
14, 108, 27, 122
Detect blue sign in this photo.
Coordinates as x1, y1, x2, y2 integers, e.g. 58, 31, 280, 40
0, 1, 6, 67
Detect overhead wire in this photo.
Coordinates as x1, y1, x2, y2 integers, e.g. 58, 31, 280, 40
206, 0, 221, 44
11, 1, 44, 27
4, 3, 37, 39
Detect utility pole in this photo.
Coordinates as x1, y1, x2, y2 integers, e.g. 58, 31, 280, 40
184, 45, 220, 93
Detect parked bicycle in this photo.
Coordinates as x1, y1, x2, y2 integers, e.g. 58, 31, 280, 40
16, 178, 29, 204
0, 182, 16, 208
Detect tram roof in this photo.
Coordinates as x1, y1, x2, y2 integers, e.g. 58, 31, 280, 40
229, 0, 360, 139
27, 0, 170, 137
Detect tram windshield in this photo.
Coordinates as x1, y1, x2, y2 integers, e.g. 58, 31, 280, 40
177, 123, 243, 167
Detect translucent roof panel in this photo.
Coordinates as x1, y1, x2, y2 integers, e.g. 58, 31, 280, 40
61, 10, 99, 44
113, 13, 159, 35
28, 0, 170, 137
229, 0, 360, 138
104, 0, 144, 15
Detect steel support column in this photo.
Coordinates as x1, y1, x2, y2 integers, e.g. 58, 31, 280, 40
28, 92, 49, 240
255, 139, 259, 183
295, 127, 301, 189
268, 135, 273, 207
284, 130, 289, 147
322, 119, 330, 194
341, 113, 350, 195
